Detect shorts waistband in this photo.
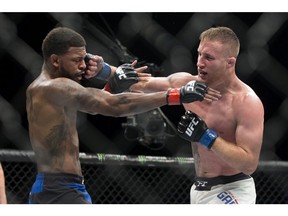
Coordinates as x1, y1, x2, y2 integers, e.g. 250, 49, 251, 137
37, 172, 85, 184
194, 172, 251, 191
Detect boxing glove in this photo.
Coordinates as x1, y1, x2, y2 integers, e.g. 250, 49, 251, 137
177, 110, 218, 149
85, 53, 111, 81
166, 81, 208, 105
104, 63, 138, 93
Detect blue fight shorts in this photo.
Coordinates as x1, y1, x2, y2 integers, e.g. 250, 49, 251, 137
29, 172, 92, 204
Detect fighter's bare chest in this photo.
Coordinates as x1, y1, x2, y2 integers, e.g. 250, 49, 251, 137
183, 98, 237, 139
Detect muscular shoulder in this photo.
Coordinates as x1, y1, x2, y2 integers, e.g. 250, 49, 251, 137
28, 77, 87, 107
142, 72, 195, 91
168, 72, 196, 87
239, 84, 262, 106
43, 78, 84, 95
233, 85, 264, 119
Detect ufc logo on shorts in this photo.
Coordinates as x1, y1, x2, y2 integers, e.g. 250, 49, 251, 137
116, 68, 127, 80
185, 117, 199, 136
195, 180, 208, 187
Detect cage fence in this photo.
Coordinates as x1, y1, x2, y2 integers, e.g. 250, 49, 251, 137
0, 150, 287, 204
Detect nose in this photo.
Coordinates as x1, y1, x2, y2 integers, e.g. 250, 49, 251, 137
196, 56, 204, 69
196, 57, 203, 68
80, 59, 87, 70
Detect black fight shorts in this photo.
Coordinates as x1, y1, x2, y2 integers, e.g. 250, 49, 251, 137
29, 172, 92, 204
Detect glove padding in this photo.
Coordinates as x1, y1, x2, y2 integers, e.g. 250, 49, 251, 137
104, 63, 138, 93
166, 81, 208, 105
85, 53, 99, 65
81, 53, 110, 88
177, 110, 218, 149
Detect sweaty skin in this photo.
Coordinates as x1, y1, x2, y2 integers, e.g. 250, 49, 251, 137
26, 46, 219, 176
131, 40, 264, 178
26, 47, 169, 176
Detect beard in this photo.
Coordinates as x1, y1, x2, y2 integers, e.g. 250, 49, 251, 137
60, 65, 81, 83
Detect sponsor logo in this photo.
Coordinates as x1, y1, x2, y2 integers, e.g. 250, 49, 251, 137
185, 117, 199, 136
116, 68, 127, 80
217, 191, 238, 204
195, 180, 208, 187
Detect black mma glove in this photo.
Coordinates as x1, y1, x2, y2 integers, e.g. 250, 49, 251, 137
84, 53, 111, 81
166, 81, 208, 105
81, 53, 111, 88
104, 63, 138, 93
177, 110, 218, 149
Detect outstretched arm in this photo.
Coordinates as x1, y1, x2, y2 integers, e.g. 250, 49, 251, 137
82, 54, 220, 101
43, 78, 213, 117
130, 72, 221, 102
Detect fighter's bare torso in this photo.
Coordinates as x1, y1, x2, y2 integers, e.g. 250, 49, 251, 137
184, 82, 256, 177
26, 73, 82, 176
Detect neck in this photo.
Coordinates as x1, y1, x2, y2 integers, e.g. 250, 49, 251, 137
209, 71, 238, 94
42, 63, 57, 79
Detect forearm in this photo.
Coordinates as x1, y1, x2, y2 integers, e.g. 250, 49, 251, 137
0, 188, 7, 204
133, 73, 195, 93
132, 77, 172, 93
177, 111, 257, 175
211, 138, 258, 175
99, 91, 168, 117
0, 166, 7, 204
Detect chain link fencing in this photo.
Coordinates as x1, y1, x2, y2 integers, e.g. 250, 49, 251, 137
1, 150, 287, 204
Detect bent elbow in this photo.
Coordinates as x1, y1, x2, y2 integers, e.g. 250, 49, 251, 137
242, 163, 258, 176
242, 169, 255, 176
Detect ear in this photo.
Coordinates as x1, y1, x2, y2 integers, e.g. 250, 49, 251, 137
50, 54, 60, 68
227, 57, 236, 68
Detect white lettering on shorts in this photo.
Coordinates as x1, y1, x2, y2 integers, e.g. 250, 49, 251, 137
195, 180, 208, 187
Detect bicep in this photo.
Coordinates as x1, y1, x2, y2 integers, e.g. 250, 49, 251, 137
48, 78, 133, 115
76, 88, 116, 114
44, 78, 104, 114
235, 98, 264, 157
143, 72, 195, 91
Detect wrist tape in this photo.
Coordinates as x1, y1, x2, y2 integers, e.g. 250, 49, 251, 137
95, 63, 111, 81
166, 88, 180, 105
199, 128, 218, 149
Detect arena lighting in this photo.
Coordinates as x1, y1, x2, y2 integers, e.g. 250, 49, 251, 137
122, 108, 177, 150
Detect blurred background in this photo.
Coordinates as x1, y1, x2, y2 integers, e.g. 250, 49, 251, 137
1, 12, 288, 160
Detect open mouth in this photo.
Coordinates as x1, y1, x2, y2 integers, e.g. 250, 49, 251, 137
75, 72, 84, 81
199, 71, 208, 79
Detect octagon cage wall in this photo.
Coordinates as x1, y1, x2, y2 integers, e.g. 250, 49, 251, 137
1, 12, 288, 205
1, 150, 288, 204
